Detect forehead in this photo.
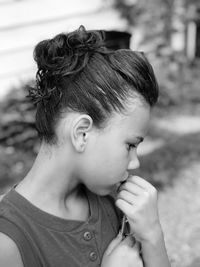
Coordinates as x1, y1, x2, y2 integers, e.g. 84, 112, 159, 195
105, 101, 151, 137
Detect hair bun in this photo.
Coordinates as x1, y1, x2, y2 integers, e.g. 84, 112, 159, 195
67, 25, 105, 54
33, 25, 106, 76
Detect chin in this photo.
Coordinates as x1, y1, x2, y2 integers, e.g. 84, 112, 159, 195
89, 186, 113, 196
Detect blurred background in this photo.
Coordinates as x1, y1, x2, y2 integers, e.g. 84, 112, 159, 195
0, 0, 200, 266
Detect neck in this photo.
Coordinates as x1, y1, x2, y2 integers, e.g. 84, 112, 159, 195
15, 142, 88, 220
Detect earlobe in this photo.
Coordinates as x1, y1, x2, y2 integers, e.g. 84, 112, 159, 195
71, 115, 93, 153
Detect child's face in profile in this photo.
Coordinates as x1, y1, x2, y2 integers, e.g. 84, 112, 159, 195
80, 100, 151, 196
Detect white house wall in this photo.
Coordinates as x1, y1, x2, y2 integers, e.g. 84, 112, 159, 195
0, 0, 127, 99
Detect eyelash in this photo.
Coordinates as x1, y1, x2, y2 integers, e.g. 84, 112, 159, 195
127, 144, 137, 151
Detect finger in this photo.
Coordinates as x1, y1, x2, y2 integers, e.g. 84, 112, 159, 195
128, 176, 156, 193
121, 235, 136, 248
105, 232, 123, 255
117, 189, 138, 205
115, 198, 135, 218
120, 182, 144, 196
134, 241, 142, 253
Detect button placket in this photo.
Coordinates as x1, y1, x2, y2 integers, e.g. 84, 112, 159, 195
82, 229, 99, 263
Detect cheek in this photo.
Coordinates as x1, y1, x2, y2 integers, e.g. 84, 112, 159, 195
98, 147, 121, 163
88, 136, 128, 175
100, 151, 128, 178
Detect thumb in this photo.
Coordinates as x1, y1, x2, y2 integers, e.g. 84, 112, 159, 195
121, 235, 136, 247
104, 232, 123, 255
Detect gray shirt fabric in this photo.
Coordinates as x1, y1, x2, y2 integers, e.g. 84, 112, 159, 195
0, 187, 121, 267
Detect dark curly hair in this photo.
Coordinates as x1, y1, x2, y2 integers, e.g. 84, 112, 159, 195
28, 25, 159, 144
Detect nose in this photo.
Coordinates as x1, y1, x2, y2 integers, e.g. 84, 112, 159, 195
127, 151, 140, 171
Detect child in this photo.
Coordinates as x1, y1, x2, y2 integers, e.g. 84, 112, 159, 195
0, 26, 171, 267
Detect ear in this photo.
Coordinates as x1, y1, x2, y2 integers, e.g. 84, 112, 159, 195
71, 114, 93, 153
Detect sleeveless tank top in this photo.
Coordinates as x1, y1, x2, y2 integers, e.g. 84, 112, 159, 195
0, 188, 122, 267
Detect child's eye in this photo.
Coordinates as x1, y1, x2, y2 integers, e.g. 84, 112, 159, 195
127, 143, 136, 151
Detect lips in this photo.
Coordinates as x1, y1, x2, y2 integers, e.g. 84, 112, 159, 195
114, 174, 129, 195
116, 180, 126, 193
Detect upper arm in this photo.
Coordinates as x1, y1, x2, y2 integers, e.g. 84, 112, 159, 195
0, 232, 24, 267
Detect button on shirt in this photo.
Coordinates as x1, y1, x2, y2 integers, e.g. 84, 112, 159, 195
83, 231, 98, 262
89, 251, 98, 262
83, 231, 92, 241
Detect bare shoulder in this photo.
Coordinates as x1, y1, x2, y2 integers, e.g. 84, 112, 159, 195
0, 232, 24, 267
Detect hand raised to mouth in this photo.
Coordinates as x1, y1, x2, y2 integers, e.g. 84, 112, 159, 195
115, 175, 160, 243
